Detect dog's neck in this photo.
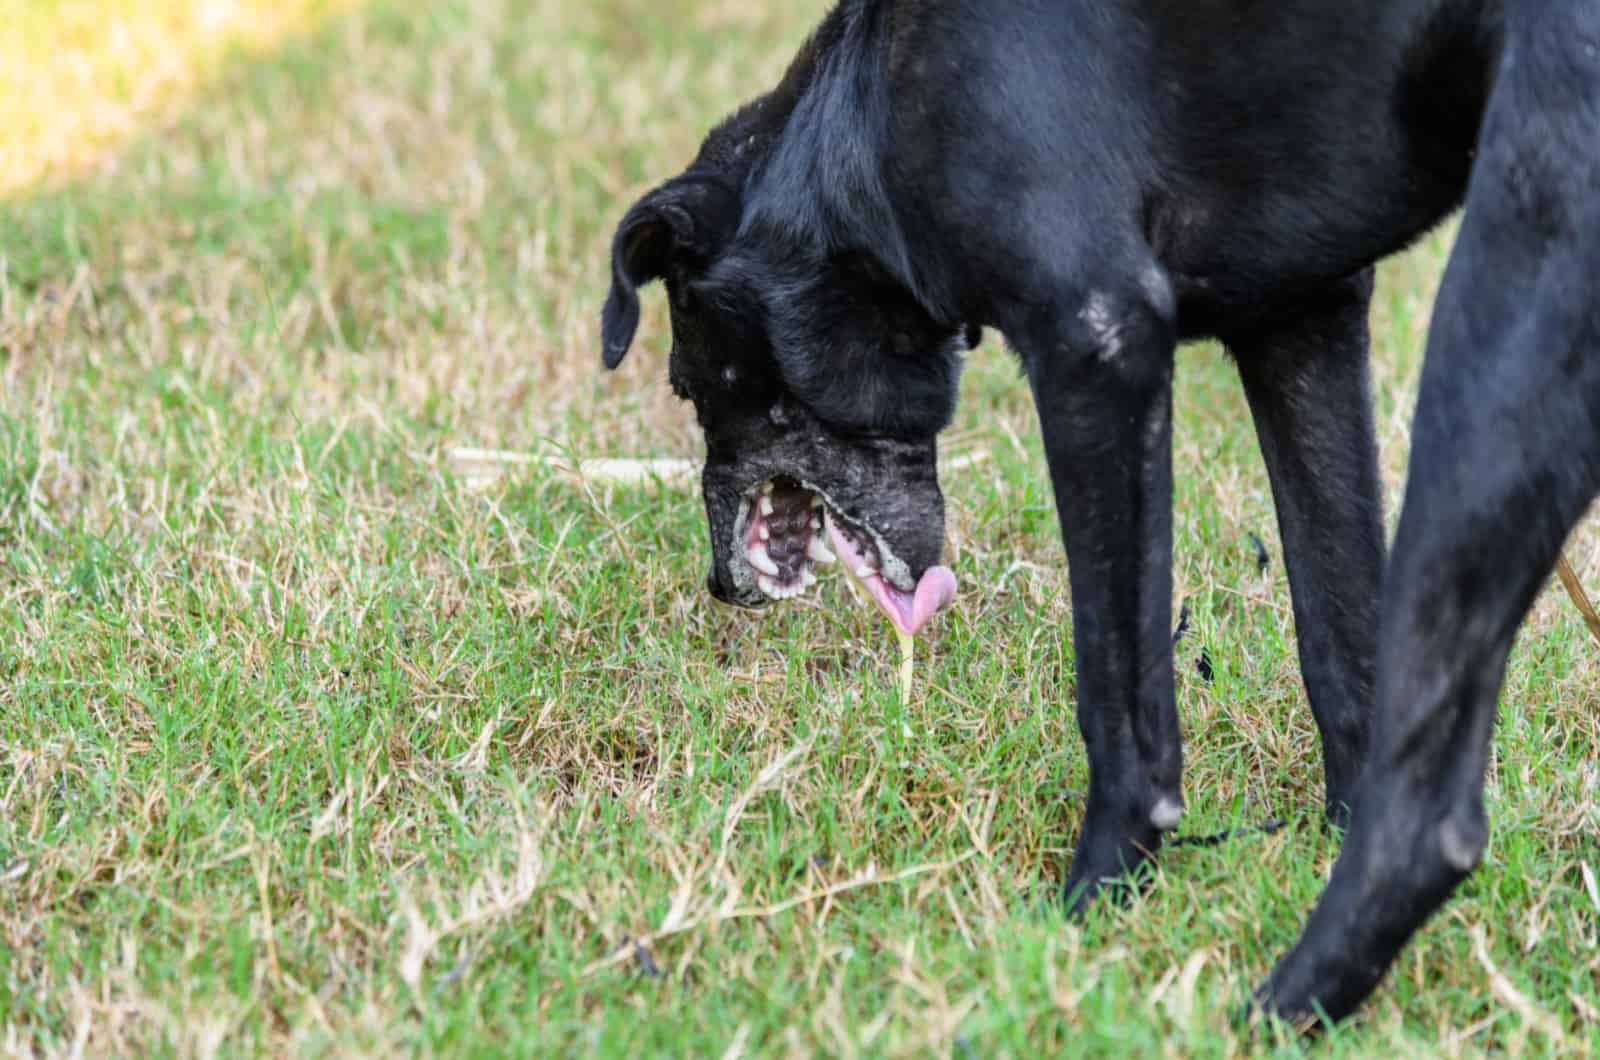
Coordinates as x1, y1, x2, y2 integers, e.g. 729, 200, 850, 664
701, 2, 946, 318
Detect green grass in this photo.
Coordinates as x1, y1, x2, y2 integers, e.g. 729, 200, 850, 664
3, 1, 1598, 1056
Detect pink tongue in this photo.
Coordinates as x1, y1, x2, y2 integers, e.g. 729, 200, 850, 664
903, 566, 959, 634
825, 519, 957, 636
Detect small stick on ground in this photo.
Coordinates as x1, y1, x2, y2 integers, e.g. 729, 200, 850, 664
445, 446, 992, 491
1554, 552, 1600, 647
446, 447, 697, 491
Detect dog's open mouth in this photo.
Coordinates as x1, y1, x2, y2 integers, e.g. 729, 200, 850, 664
738, 477, 957, 635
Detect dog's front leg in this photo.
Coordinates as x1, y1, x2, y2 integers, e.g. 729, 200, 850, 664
1256, 28, 1600, 1020
1230, 272, 1383, 826
1010, 276, 1183, 913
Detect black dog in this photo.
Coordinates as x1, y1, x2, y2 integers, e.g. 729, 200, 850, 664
601, 0, 1600, 1027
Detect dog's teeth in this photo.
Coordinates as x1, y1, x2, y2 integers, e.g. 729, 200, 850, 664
758, 525, 770, 541
810, 495, 823, 509
760, 497, 775, 516
855, 564, 875, 578
801, 569, 817, 588
807, 538, 837, 565
760, 481, 774, 495
747, 545, 781, 577
758, 574, 781, 598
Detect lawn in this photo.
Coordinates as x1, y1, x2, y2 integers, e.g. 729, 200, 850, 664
2, 0, 1597, 1055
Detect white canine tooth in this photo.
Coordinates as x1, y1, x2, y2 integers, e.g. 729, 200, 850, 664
801, 569, 817, 588
747, 546, 780, 576
810, 495, 823, 508
758, 574, 781, 598
758, 525, 770, 541
761, 481, 774, 495
855, 564, 875, 578
760, 497, 775, 516
807, 538, 837, 564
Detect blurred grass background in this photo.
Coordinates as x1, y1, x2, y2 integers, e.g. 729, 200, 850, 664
1, 1, 1596, 1056
1, 0, 366, 194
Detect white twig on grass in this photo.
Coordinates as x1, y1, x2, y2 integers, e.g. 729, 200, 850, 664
444, 446, 993, 491
446, 446, 696, 491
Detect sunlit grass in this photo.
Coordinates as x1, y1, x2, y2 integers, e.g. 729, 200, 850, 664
0, 0, 365, 193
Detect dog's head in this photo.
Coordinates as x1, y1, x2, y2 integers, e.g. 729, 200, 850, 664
600, 170, 969, 633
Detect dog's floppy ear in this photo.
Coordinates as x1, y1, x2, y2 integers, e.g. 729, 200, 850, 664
601, 174, 740, 369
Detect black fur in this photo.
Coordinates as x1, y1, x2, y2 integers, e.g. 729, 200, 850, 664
601, 0, 1600, 1028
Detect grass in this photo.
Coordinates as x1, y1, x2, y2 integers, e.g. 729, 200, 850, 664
1, 0, 1597, 1055
0, 0, 366, 195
